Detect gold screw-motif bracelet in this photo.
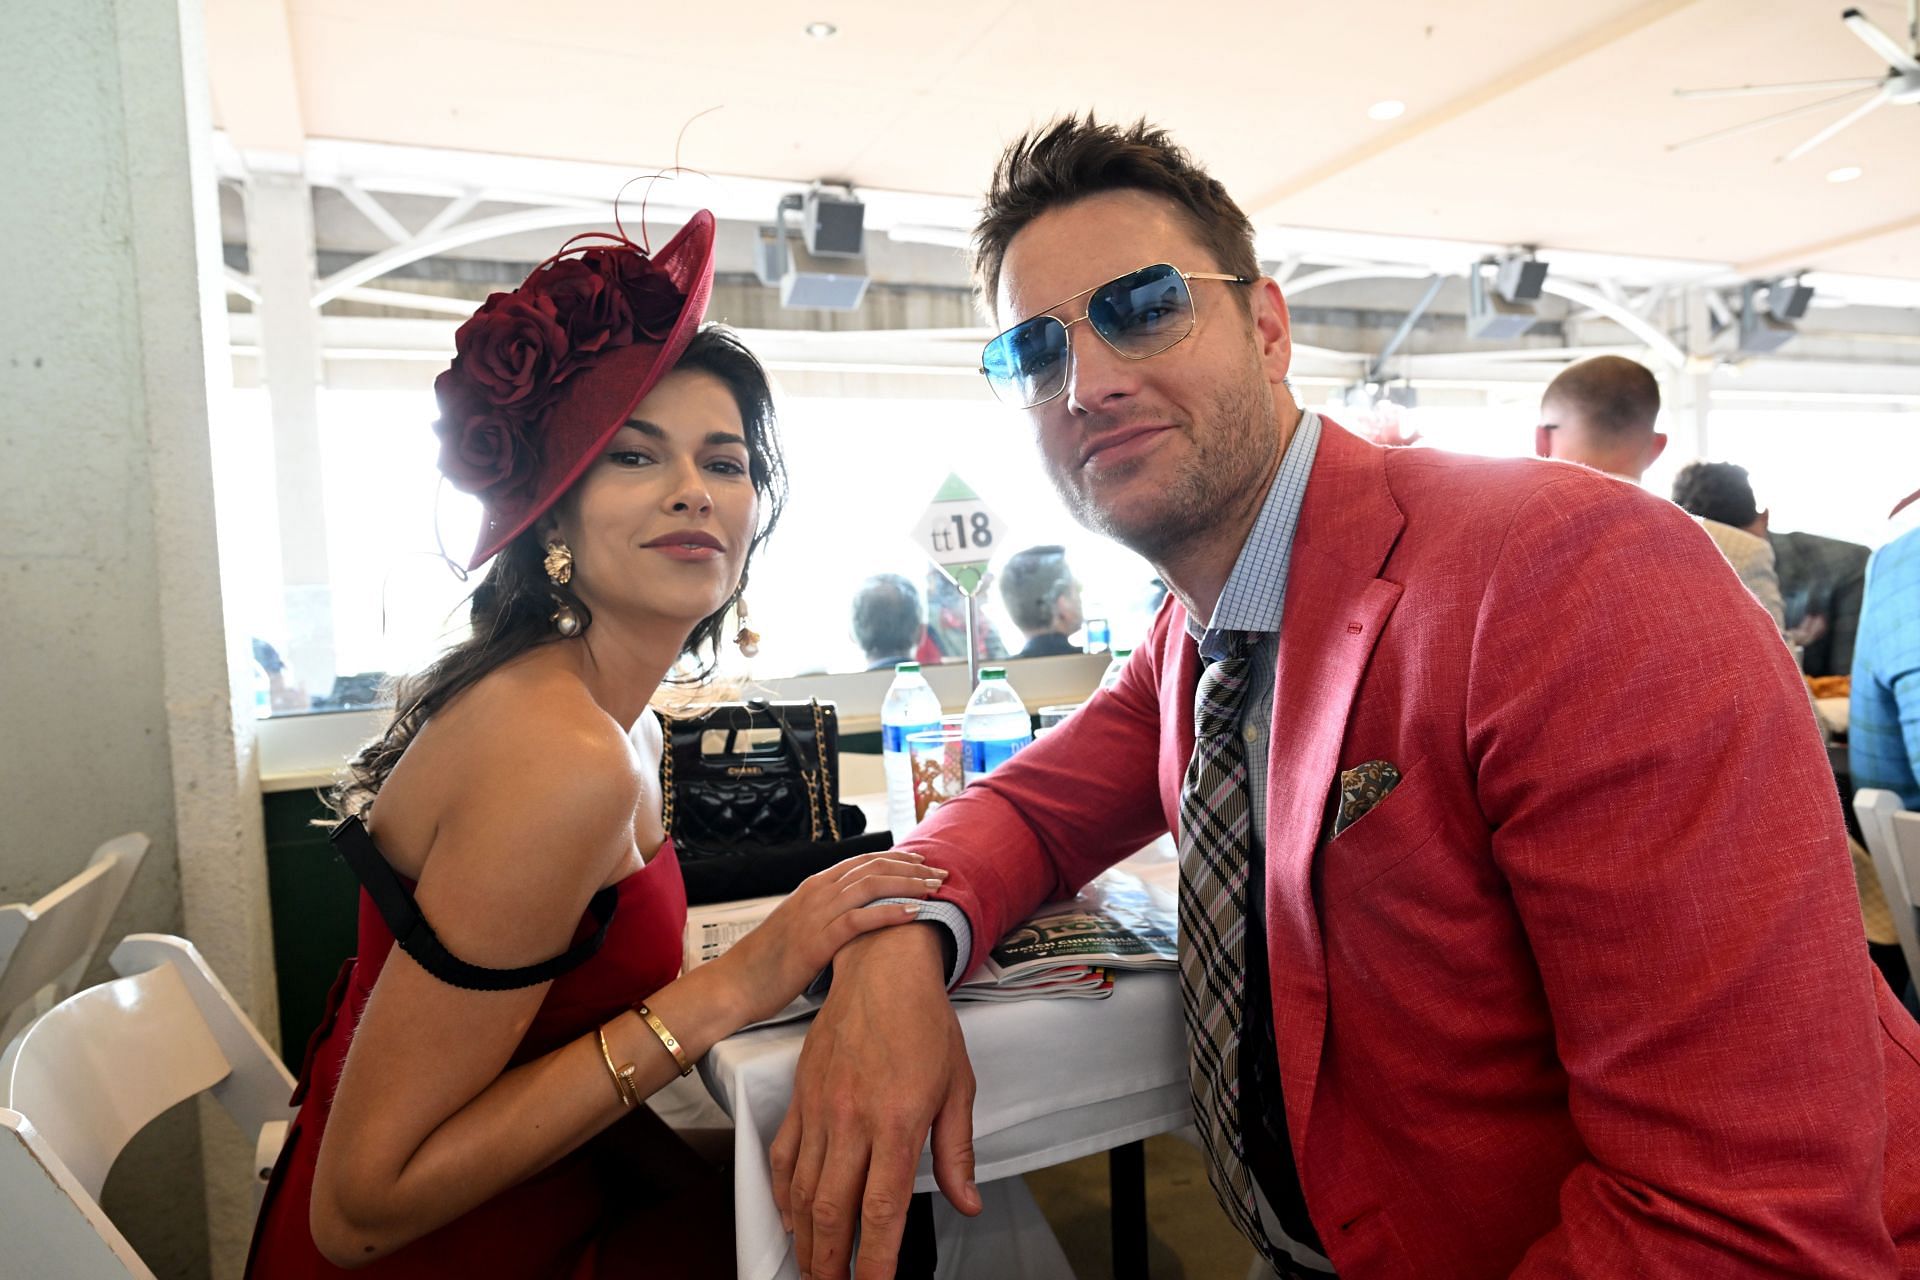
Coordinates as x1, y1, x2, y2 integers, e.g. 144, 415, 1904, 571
634, 1002, 693, 1077
597, 1025, 639, 1108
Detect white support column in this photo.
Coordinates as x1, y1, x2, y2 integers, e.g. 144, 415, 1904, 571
243, 169, 338, 694
1665, 286, 1717, 464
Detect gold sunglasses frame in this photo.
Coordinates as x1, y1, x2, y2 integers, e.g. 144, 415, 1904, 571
979, 264, 1252, 409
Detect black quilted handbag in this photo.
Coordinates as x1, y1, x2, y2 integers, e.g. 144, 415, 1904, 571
657, 697, 866, 862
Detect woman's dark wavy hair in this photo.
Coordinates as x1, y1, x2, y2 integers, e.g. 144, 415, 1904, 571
327, 326, 787, 820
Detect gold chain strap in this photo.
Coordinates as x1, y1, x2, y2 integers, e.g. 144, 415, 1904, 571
812, 697, 840, 842
657, 709, 674, 833
792, 698, 841, 844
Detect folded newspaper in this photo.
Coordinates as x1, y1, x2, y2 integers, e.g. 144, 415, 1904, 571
683, 863, 1177, 1020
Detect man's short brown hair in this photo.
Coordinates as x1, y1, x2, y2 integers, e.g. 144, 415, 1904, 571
971, 115, 1259, 312
1541, 355, 1661, 439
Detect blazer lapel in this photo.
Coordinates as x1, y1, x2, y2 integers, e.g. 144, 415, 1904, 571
1260, 419, 1404, 1157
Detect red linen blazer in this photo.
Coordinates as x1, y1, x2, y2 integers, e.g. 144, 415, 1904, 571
903, 420, 1920, 1278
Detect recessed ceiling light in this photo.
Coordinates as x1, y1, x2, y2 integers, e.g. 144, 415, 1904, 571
1367, 99, 1406, 121
1826, 165, 1863, 183
805, 21, 838, 39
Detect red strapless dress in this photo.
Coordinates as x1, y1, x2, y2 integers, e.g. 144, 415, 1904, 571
245, 837, 732, 1278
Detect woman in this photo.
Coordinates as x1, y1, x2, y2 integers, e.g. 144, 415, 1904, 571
247, 211, 939, 1277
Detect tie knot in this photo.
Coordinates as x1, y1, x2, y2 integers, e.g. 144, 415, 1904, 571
1194, 634, 1252, 740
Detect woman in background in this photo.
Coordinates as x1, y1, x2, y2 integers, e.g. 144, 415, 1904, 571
247, 210, 940, 1278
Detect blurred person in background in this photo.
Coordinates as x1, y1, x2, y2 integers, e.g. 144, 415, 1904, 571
1535, 355, 1784, 631
918, 565, 1008, 666
1000, 544, 1084, 658
1673, 460, 1870, 678
850, 573, 926, 671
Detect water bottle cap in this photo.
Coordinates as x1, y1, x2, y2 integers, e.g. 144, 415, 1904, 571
895, 662, 920, 673
981, 666, 1006, 680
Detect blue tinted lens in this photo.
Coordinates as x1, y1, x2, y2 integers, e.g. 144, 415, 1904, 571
982, 315, 1069, 407
1087, 264, 1193, 355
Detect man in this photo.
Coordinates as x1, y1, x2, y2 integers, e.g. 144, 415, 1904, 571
1534, 355, 1785, 630
850, 572, 925, 671
1851, 490, 1920, 1004
1000, 544, 1083, 658
1673, 460, 1870, 677
1854, 491, 1920, 808
776, 117, 1920, 1279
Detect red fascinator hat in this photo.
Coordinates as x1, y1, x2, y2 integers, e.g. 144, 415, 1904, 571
432, 210, 717, 568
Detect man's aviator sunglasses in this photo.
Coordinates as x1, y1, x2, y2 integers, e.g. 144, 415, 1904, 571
979, 262, 1252, 410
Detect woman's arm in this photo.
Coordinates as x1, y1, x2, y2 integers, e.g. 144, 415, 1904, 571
310, 709, 934, 1267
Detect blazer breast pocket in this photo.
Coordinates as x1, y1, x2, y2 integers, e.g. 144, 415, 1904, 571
1317, 755, 1446, 906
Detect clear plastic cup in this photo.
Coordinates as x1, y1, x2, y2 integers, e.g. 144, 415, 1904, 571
1036, 703, 1082, 729
907, 728, 966, 822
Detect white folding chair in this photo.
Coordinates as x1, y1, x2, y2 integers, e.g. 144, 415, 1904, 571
1855, 789, 1920, 981
0, 934, 296, 1275
0, 833, 150, 1050
0, 1108, 154, 1278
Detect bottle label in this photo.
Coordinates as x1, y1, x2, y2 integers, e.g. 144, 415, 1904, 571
963, 734, 1030, 776
883, 721, 940, 753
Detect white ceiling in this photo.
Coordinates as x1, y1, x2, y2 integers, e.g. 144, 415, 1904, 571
204, 0, 1920, 282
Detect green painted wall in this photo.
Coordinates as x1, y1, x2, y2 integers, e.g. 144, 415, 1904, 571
262, 791, 359, 1057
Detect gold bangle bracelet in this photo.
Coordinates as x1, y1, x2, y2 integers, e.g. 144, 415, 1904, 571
634, 1002, 693, 1077
597, 1026, 638, 1108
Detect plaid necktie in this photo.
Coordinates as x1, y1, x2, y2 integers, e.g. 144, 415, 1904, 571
1178, 632, 1291, 1270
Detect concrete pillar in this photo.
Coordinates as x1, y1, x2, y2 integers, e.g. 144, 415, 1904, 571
243, 169, 338, 695
1, 1, 275, 1275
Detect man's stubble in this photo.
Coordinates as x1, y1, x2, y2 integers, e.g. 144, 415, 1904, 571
1055, 359, 1281, 567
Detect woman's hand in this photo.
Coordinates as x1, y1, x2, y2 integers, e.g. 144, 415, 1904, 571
718, 852, 945, 1024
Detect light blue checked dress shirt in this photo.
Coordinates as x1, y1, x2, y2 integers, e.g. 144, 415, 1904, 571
921, 412, 1324, 985
1851, 524, 1920, 809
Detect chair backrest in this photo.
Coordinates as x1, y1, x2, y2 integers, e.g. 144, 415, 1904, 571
0, 934, 295, 1205
1856, 788, 1920, 980
0, 833, 150, 1048
0, 1108, 154, 1279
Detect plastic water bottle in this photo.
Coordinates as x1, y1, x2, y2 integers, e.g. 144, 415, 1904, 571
1083, 616, 1111, 654
961, 666, 1034, 786
881, 662, 943, 836
1098, 646, 1133, 691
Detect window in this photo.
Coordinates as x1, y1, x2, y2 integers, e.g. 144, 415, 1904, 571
224, 373, 1155, 717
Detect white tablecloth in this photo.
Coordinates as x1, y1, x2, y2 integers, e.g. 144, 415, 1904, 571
700, 839, 1189, 1280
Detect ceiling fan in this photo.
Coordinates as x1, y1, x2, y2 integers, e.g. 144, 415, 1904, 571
1669, 3, 1919, 161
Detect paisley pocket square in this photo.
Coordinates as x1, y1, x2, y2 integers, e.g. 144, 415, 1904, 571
1333, 760, 1402, 838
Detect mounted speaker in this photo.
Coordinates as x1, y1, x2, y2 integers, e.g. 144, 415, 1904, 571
803, 188, 866, 258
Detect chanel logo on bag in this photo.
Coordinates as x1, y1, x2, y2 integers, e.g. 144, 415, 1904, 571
726, 765, 766, 777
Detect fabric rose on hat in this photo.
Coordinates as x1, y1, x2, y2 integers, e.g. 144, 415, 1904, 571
581, 248, 684, 340
432, 368, 537, 497
452, 290, 569, 408
626, 266, 684, 340
532, 256, 636, 363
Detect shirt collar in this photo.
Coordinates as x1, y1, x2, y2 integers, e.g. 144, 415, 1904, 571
1185, 410, 1323, 659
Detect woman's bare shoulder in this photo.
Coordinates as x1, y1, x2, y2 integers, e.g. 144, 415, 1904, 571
375, 656, 641, 873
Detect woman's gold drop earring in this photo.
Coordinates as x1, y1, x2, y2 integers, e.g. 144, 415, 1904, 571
543, 540, 574, 586
733, 596, 761, 658
544, 540, 581, 635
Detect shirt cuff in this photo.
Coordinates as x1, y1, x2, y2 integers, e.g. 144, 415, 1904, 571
806, 898, 972, 995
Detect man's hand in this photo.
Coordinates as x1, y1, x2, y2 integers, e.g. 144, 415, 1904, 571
770, 924, 981, 1279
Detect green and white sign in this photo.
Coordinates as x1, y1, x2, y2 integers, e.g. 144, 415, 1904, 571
914, 473, 1004, 595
